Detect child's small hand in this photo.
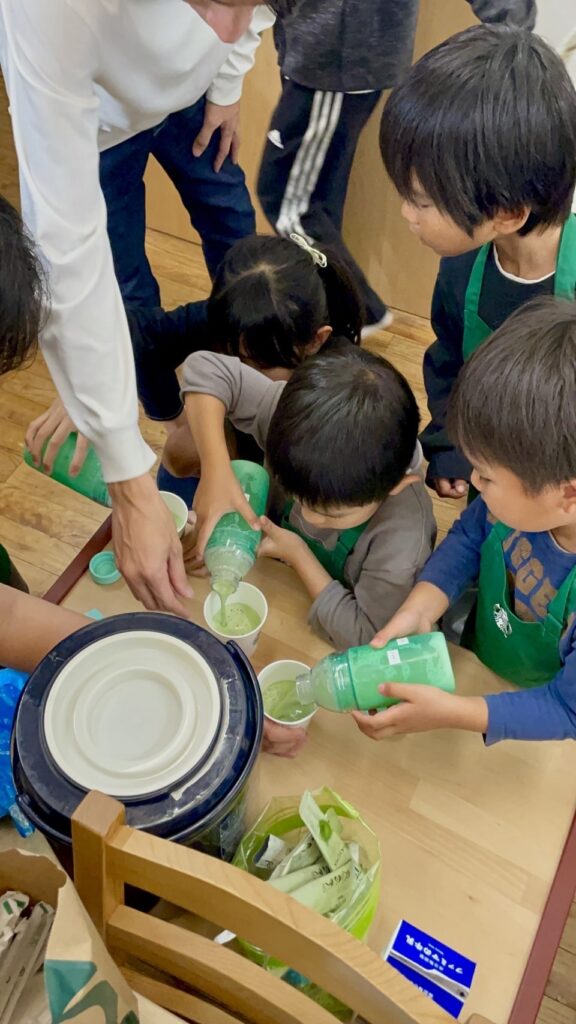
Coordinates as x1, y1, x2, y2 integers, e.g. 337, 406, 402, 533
371, 608, 432, 649
262, 717, 308, 758
258, 516, 307, 565
189, 464, 259, 567
433, 478, 469, 500
352, 684, 488, 739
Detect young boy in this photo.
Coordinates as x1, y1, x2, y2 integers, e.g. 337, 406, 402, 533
379, 24, 576, 499
181, 343, 436, 651
0, 195, 88, 670
356, 298, 576, 744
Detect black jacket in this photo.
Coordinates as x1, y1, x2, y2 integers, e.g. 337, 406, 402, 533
274, 0, 537, 93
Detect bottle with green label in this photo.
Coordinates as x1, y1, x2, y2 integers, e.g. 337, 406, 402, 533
296, 633, 455, 712
205, 460, 270, 598
24, 433, 111, 507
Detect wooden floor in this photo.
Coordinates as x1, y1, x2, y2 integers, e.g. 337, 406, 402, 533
0, 82, 574, 1023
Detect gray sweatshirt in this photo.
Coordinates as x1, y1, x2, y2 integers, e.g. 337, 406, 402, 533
274, 0, 537, 93
182, 351, 437, 650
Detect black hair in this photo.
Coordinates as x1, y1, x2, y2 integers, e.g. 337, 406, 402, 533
0, 196, 47, 375
380, 25, 576, 236
266, 344, 420, 507
208, 234, 364, 371
449, 297, 576, 493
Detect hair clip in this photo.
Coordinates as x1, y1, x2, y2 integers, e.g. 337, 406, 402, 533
289, 233, 328, 269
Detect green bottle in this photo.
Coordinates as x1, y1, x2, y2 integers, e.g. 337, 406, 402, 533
205, 460, 270, 598
24, 433, 111, 507
296, 633, 456, 712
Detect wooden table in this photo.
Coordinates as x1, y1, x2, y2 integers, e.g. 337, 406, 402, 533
45, 519, 576, 1024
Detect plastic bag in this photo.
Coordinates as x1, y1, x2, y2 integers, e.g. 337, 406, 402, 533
0, 669, 32, 836
232, 787, 381, 1018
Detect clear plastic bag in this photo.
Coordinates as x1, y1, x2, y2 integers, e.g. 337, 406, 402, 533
232, 787, 380, 1018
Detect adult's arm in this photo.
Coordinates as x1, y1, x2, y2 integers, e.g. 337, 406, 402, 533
0, 0, 153, 481
207, 6, 276, 106
1, 1, 191, 613
468, 0, 537, 29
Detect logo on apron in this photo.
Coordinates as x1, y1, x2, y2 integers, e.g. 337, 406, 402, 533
493, 603, 512, 638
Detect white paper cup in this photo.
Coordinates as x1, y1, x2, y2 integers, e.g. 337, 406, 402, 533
203, 582, 268, 658
257, 660, 317, 731
159, 490, 189, 538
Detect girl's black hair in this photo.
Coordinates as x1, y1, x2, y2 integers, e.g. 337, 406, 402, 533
380, 25, 576, 236
207, 234, 364, 370
0, 196, 47, 374
267, 344, 420, 507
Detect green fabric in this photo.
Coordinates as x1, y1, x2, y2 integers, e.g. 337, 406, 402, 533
467, 521, 576, 687
281, 501, 369, 585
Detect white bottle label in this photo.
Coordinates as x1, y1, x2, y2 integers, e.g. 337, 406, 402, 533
387, 650, 401, 665
396, 637, 409, 646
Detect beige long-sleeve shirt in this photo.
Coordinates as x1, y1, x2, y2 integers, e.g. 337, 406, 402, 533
182, 351, 437, 650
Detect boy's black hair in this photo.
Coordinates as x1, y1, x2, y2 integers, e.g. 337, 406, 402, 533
266, 343, 420, 507
0, 196, 47, 374
380, 25, 576, 236
449, 297, 576, 493
208, 234, 364, 371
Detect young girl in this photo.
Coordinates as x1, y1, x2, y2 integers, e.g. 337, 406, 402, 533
126, 232, 364, 500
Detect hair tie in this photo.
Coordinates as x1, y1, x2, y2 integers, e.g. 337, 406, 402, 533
289, 233, 328, 269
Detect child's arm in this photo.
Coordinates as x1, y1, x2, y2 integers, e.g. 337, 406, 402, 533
0, 587, 88, 673
181, 351, 284, 557
421, 269, 472, 498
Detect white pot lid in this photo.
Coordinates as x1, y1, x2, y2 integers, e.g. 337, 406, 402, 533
43, 630, 222, 797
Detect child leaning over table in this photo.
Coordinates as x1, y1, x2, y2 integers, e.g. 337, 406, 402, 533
180, 344, 436, 652
355, 298, 576, 745
379, 24, 576, 500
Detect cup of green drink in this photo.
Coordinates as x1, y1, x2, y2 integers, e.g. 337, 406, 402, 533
159, 490, 189, 538
203, 581, 268, 657
258, 660, 317, 730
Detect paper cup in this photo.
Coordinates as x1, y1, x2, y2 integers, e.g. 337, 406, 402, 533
204, 582, 268, 658
257, 660, 317, 731
159, 490, 188, 538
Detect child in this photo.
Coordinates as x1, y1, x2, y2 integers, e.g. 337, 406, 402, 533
154, 232, 364, 500
379, 24, 576, 499
181, 343, 436, 652
356, 298, 576, 744
0, 195, 88, 669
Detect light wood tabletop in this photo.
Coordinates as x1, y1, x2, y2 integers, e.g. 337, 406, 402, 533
56, 538, 576, 1024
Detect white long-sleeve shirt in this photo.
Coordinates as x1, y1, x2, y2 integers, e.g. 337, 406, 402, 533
0, 0, 273, 481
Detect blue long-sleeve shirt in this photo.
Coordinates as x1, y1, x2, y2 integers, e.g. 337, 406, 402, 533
419, 499, 576, 744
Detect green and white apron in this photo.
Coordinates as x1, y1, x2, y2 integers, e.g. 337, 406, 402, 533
281, 501, 369, 585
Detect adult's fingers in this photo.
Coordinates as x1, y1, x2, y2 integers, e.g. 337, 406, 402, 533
69, 434, 90, 477
192, 121, 215, 159
42, 419, 71, 474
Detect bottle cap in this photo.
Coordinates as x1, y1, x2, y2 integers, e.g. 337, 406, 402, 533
89, 551, 121, 586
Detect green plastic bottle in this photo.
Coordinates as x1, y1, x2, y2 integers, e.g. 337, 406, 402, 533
296, 633, 456, 712
24, 433, 111, 507
205, 460, 270, 598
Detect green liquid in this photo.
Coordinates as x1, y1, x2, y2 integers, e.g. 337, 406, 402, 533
213, 602, 261, 637
263, 678, 315, 723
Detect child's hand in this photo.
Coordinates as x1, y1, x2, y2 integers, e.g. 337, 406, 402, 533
26, 398, 88, 476
433, 478, 469, 500
352, 685, 488, 739
371, 607, 433, 649
258, 516, 307, 565
262, 717, 308, 758
189, 463, 259, 567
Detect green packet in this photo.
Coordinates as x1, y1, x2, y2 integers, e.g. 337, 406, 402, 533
288, 861, 362, 917
299, 791, 351, 871
270, 833, 320, 879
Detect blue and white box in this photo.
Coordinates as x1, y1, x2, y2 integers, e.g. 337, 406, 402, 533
384, 920, 477, 1019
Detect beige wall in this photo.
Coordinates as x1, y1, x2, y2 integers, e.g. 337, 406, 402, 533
145, 1, 477, 318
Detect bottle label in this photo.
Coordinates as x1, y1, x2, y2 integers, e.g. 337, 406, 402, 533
396, 637, 409, 646
387, 650, 401, 665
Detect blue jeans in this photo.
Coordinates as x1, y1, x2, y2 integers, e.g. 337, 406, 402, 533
99, 95, 255, 305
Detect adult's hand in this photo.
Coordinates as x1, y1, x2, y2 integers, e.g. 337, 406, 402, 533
109, 474, 193, 614
25, 398, 89, 476
192, 100, 241, 172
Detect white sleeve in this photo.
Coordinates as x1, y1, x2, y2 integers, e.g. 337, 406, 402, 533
207, 6, 276, 106
0, 0, 154, 482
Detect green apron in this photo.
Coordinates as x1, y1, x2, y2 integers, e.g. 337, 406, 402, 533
281, 501, 369, 585
467, 521, 576, 687
461, 214, 576, 502
462, 213, 576, 360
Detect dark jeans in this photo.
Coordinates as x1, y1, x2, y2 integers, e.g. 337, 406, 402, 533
99, 95, 255, 305
257, 79, 386, 323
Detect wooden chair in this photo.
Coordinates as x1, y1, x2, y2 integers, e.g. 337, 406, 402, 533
71, 792, 493, 1024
